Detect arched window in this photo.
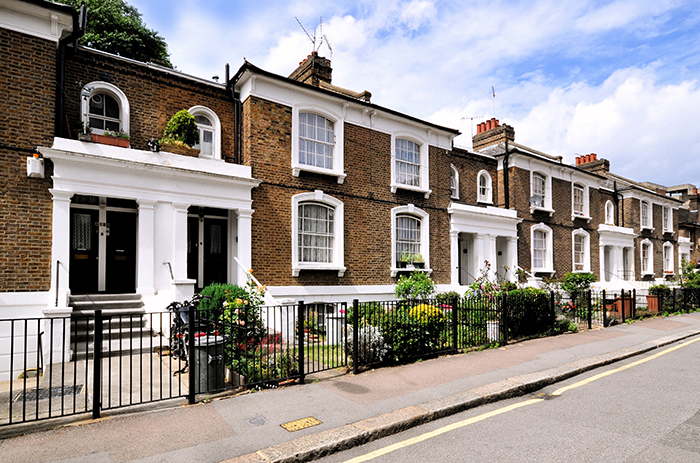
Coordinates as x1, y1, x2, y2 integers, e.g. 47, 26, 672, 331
477, 170, 492, 203
299, 112, 335, 169
663, 242, 674, 274
81, 81, 130, 135
640, 239, 653, 275
531, 223, 553, 273
391, 204, 430, 275
391, 132, 431, 198
291, 191, 345, 276
640, 200, 651, 229
188, 106, 221, 159
572, 183, 588, 217
605, 200, 615, 225
572, 229, 590, 272
662, 206, 673, 233
530, 171, 552, 212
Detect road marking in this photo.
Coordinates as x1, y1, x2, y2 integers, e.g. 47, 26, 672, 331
342, 336, 700, 463
550, 336, 700, 396
342, 399, 543, 463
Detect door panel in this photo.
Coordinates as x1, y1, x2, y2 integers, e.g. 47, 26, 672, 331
203, 218, 227, 288
105, 210, 137, 294
69, 209, 99, 294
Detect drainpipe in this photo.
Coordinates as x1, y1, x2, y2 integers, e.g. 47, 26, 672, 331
56, 5, 86, 137
503, 139, 510, 209
613, 181, 624, 226
226, 63, 243, 165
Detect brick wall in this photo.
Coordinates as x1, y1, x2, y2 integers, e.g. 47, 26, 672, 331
449, 148, 498, 205
0, 29, 57, 291
245, 95, 452, 287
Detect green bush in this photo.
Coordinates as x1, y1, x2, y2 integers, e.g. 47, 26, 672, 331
649, 284, 671, 297
161, 109, 199, 147
394, 271, 435, 301
561, 272, 596, 294
503, 287, 551, 338
199, 283, 246, 320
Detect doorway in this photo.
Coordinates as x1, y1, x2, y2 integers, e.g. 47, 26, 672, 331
69, 196, 137, 294
187, 207, 228, 291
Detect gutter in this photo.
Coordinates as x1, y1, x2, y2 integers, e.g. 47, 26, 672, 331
56, 5, 86, 138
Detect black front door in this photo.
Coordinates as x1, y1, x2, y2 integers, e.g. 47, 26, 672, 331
187, 208, 228, 291
105, 210, 137, 293
69, 208, 99, 294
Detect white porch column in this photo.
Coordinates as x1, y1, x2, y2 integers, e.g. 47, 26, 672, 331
507, 236, 518, 281
236, 209, 254, 286
136, 199, 156, 297
47, 189, 72, 311
599, 245, 606, 282
475, 234, 487, 278
450, 230, 460, 286
612, 246, 622, 282
487, 234, 497, 278
172, 202, 194, 301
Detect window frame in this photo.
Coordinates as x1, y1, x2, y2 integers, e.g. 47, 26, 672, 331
530, 223, 554, 273
477, 170, 493, 204
81, 81, 130, 136
530, 171, 553, 214
291, 105, 346, 183
640, 239, 654, 276
391, 132, 431, 198
188, 105, 222, 160
571, 183, 590, 220
450, 164, 459, 200
640, 200, 652, 230
663, 242, 674, 274
662, 206, 673, 234
604, 200, 615, 225
572, 229, 590, 273
291, 190, 345, 277
391, 204, 430, 276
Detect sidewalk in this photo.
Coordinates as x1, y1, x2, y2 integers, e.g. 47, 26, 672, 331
1, 313, 699, 463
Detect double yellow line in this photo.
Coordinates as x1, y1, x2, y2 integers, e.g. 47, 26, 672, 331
344, 337, 700, 463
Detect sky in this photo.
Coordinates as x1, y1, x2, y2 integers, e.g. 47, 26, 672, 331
128, 0, 700, 188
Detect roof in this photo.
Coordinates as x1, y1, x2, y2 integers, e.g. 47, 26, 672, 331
231, 61, 461, 136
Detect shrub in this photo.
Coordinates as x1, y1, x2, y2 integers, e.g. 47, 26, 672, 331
503, 287, 551, 338
199, 283, 246, 320
345, 325, 389, 367
561, 272, 596, 294
409, 303, 445, 325
394, 271, 435, 300
649, 284, 671, 297
435, 291, 460, 305
161, 109, 199, 147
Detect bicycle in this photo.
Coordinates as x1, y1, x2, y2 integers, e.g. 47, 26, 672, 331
166, 293, 218, 375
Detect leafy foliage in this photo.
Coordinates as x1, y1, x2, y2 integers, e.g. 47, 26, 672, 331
53, 0, 172, 67
199, 283, 246, 320
162, 110, 200, 147
648, 284, 671, 297
394, 271, 435, 301
680, 259, 700, 289
560, 272, 596, 294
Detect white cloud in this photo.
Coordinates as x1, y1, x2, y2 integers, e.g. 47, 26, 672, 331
399, 0, 437, 30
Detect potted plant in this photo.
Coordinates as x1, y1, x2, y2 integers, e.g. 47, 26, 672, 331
412, 253, 425, 269
92, 129, 130, 148
647, 284, 670, 314
397, 250, 411, 269
160, 109, 200, 157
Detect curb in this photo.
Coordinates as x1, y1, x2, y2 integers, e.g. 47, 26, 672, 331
224, 329, 700, 463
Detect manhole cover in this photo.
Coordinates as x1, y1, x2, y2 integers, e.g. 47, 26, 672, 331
246, 416, 268, 427
14, 385, 83, 402
280, 416, 322, 432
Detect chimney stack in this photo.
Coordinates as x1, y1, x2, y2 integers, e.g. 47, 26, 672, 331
473, 118, 512, 150
577, 153, 610, 174
289, 51, 333, 87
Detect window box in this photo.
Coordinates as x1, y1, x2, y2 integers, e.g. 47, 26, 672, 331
91, 133, 129, 148
161, 142, 200, 157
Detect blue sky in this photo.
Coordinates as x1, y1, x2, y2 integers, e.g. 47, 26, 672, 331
129, 0, 700, 187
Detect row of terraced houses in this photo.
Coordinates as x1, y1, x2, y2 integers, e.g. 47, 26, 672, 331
2, 0, 700, 373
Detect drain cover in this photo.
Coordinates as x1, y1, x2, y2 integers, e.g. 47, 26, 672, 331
14, 385, 83, 402
246, 416, 268, 427
281, 416, 322, 432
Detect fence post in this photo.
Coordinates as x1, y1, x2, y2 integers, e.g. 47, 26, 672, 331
587, 290, 592, 329
620, 291, 625, 324
92, 310, 103, 419
298, 301, 305, 384
602, 290, 607, 327
501, 293, 508, 345
451, 296, 459, 353
672, 287, 676, 313
632, 289, 637, 318
352, 299, 359, 375
188, 303, 196, 405
683, 287, 687, 313
550, 291, 556, 333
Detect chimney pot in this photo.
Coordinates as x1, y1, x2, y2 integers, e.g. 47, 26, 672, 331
477, 124, 482, 134
586, 154, 592, 163
592, 153, 597, 161
575, 156, 580, 165
694, 188, 698, 195
495, 119, 499, 127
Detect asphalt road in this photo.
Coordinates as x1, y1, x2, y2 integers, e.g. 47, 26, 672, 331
316, 337, 700, 463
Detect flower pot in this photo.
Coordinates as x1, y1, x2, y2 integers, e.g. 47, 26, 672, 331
412, 262, 425, 269
161, 142, 200, 157
646, 295, 660, 314
92, 133, 130, 148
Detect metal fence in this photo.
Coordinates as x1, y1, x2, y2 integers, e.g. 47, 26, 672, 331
4, 288, 700, 427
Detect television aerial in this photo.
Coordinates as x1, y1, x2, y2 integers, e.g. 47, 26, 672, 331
295, 16, 333, 59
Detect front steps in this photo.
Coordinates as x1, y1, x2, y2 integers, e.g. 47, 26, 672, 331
69, 294, 162, 359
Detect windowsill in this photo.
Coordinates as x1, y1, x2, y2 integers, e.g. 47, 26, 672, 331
292, 165, 346, 184
641, 226, 655, 232
572, 269, 591, 273
641, 272, 654, 277
571, 213, 592, 222
477, 199, 494, 205
662, 230, 675, 236
391, 267, 433, 278
451, 195, 459, 200
391, 183, 432, 199
531, 268, 555, 275
530, 206, 554, 216
293, 265, 346, 277
664, 272, 675, 276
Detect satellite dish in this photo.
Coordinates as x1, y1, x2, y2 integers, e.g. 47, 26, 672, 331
528, 195, 544, 207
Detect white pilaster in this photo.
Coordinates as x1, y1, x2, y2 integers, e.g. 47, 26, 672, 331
450, 230, 460, 286
507, 236, 518, 281
236, 209, 254, 286
47, 190, 72, 310
136, 199, 156, 297
600, 245, 606, 282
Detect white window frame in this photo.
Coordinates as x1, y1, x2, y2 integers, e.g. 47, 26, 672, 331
640, 200, 652, 230
391, 204, 430, 277
291, 190, 345, 277
81, 81, 130, 136
663, 242, 674, 274
391, 132, 431, 198
291, 105, 346, 183
531, 223, 554, 273
450, 164, 459, 200
477, 170, 493, 204
605, 200, 615, 225
640, 239, 654, 276
662, 206, 673, 234
572, 229, 590, 273
188, 105, 221, 160
530, 171, 553, 215
571, 183, 590, 220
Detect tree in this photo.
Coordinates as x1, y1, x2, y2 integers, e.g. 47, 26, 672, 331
53, 0, 172, 68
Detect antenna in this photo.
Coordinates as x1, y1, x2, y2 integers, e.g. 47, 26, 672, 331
461, 115, 484, 138
295, 17, 332, 56
491, 86, 496, 118
296, 17, 315, 49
